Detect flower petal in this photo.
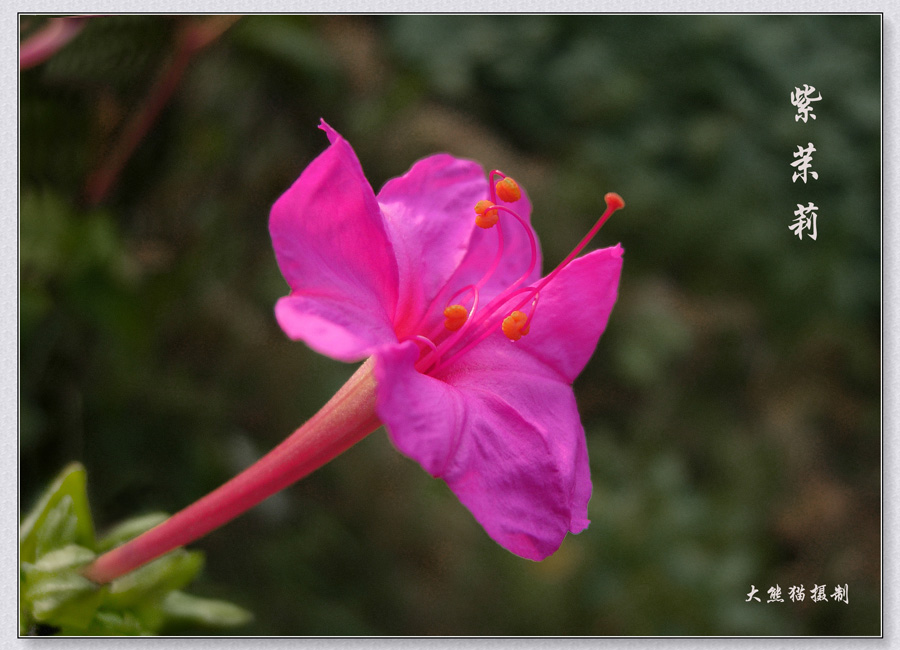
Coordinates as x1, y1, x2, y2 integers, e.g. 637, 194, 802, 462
447, 184, 543, 306
374, 245, 622, 558
514, 245, 624, 382
376, 154, 488, 337
269, 121, 399, 359
374, 342, 466, 475
275, 294, 396, 362
375, 340, 590, 560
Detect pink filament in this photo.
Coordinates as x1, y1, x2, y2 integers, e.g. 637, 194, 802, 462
416, 286, 481, 374
528, 196, 621, 297
435, 194, 622, 370
460, 205, 538, 331
421, 199, 538, 372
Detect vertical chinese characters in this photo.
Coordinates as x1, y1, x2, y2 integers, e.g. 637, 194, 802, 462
789, 85, 822, 240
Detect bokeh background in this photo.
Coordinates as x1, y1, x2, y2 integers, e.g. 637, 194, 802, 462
20, 14, 881, 635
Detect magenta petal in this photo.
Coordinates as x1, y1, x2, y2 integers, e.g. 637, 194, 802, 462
374, 342, 465, 475
516, 245, 624, 382
275, 294, 396, 362
375, 341, 590, 561
377, 154, 488, 336
269, 121, 399, 357
447, 183, 542, 305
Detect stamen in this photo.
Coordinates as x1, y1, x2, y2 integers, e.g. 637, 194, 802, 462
417, 287, 480, 373
438, 286, 535, 364
495, 177, 521, 203
435, 191, 624, 369
461, 204, 538, 332
474, 200, 496, 215
474, 200, 499, 229
413, 170, 623, 376
404, 334, 438, 357
488, 170, 505, 202
522, 291, 540, 331
501, 310, 529, 341
443, 304, 469, 331
409, 334, 441, 375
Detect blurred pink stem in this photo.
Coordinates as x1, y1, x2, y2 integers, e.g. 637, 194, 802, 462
84, 15, 240, 205
20, 16, 88, 70
83, 358, 381, 584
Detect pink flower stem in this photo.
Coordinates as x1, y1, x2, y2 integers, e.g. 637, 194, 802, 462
82, 358, 382, 585
84, 15, 240, 205
20, 16, 88, 70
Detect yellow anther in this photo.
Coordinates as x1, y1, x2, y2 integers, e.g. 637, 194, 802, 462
443, 304, 469, 331
502, 310, 530, 341
495, 177, 521, 203
474, 200, 494, 215
474, 200, 499, 229
475, 212, 499, 229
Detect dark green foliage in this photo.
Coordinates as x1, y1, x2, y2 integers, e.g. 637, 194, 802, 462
20, 15, 880, 635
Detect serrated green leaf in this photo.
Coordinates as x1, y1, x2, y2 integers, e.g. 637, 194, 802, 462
96, 512, 170, 553
104, 549, 204, 609
161, 590, 253, 628
21, 463, 95, 564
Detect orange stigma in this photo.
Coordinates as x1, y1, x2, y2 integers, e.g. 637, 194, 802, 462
501, 310, 530, 341
604, 192, 625, 211
474, 200, 499, 229
495, 177, 521, 203
443, 304, 469, 331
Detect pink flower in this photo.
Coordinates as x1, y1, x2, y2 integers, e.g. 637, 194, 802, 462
82, 120, 624, 584
270, 120, 624, 560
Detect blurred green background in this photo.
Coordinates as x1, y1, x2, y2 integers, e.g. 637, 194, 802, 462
20, 14, 881, 635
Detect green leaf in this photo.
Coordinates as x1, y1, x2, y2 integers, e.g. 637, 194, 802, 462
21, 463, 95, 564
104, 549, 204, 609
96, 512, 170, 553
34, 496, 79, 559
132, 601, 168, 634
61, 610, 150, 636
20, 583, 33, 635
22, 545, 105, 630
20, 464, 254, 635
30, 544, 96, 573
161, 590, 253, 628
